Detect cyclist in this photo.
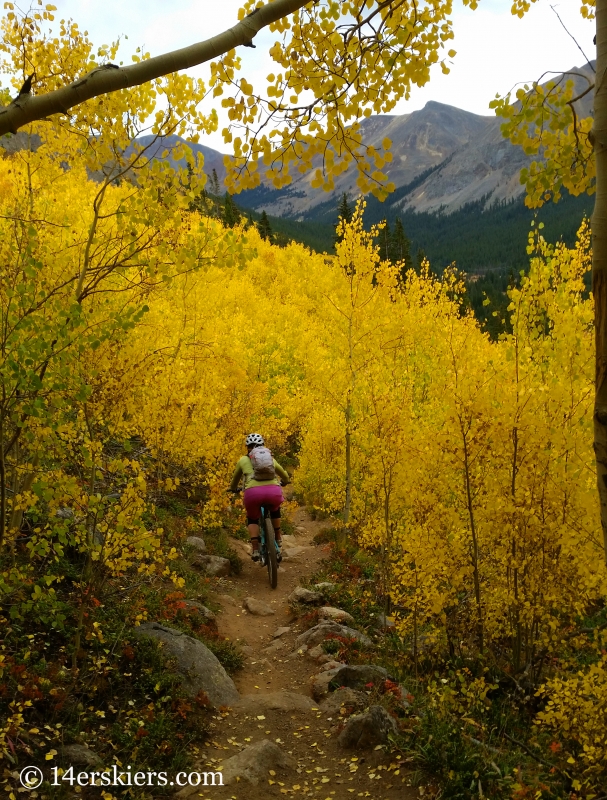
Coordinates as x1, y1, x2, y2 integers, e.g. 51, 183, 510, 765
229, 433, 290, 562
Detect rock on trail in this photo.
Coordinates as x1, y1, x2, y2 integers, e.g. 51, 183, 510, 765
319, 687, 368, 716
288, 586, 323, 604
338, 704, 399, 749
296, 620, 372, 648
234, 689, 318, 714
243, 596, 275, 616
311, 663, 391, 701
263, 639, 286, 655
222, 739, 296, 785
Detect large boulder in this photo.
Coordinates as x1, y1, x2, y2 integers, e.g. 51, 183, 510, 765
289, 587, 323, 604
133, 622, 239, 707
296, 621, 372, 649
192, 554, 231, 577
243, 597, 275, 616
221, 740, 296, 785
319, 606, 355, 625
337, 705, 398, 749
234, 690, 317, 715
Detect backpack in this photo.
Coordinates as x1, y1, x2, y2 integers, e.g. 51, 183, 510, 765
249, 446, 276, 481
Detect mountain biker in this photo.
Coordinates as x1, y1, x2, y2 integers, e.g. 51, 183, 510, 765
228, 433, 290, 562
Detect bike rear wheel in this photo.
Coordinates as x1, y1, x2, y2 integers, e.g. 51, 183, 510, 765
264, 514, 278, 590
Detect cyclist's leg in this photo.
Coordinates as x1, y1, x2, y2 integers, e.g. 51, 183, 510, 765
243, 488, 264, 558
267, 485, 285, 544
270, 509, 282, 544
247, 518, 260, 544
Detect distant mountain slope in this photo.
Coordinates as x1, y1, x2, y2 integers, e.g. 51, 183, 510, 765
238, 101, 493, 218
127, 134, 227, 184
398, 117, 529, 214
401, 62, 595, 214
127, 61, 594, 220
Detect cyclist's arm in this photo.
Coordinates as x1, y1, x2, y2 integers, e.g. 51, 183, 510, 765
229, 463, 244, 491
274, 461, 290, 484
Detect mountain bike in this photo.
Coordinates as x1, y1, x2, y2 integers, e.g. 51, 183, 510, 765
226, 489, 281, 590
259, 504, 279, 590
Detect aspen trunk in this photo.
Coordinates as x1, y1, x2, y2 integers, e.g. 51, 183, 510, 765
342, 305, 355, 542
344, 394, 352, 528
461, 421, 484, 653
594, 0, 607, 564
0, 413, 5, 548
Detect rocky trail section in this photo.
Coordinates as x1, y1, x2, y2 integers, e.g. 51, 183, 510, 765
177, 508, 416, 800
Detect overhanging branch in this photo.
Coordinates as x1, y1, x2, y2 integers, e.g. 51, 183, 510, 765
0, 0, 309, 137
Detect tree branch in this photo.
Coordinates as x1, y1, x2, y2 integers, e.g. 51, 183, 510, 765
0, 0, 309, 137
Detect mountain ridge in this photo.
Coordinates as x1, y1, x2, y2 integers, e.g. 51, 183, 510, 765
130, 61, 595, 221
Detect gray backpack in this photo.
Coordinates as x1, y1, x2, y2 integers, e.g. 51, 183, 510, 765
249, 447, 276, 481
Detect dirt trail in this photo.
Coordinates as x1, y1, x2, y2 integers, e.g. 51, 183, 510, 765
191, 508, 416, 800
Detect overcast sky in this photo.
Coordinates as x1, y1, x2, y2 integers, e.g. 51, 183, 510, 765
48, 0, 594, 151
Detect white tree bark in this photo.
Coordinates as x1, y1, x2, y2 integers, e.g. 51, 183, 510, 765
0, 0, 308, 136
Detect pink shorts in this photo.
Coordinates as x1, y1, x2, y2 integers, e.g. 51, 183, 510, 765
243, 484, 284, 519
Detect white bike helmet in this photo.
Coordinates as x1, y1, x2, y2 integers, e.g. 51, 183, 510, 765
245, 432, 265, 447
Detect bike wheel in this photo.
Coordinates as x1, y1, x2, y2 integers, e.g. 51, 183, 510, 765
264, 515, 278, 590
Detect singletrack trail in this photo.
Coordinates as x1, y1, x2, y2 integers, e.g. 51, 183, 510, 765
187, 507, 416, 800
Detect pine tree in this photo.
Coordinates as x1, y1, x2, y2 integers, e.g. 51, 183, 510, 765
210, 168, 221, 197
378, 219, 391, 262
335, 193, 353, 246
416, 247, 427, 272
257, 210, 273, 242
392, 217, 413, 271
186, 164, 204, 213
208, 169, 222, 218
223, 192, 240, 228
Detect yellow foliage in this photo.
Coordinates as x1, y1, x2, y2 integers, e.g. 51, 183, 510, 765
535, 651, 607, 788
